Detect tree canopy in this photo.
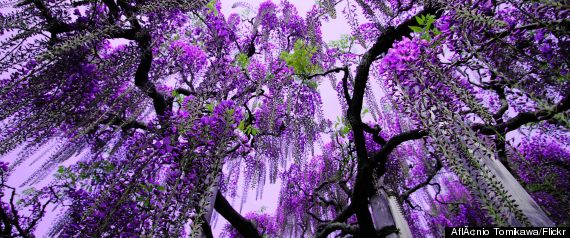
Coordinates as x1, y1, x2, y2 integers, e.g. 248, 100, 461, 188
0, 0, 568, 237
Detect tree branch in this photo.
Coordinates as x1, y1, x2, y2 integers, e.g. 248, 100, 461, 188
306, 67, 351, 104
400, 158, 442, 201
318, 222, 359, 236
29, 0, 171, 118
377, 225, 399, 237
0, 200, 13, 236
307, 67, 347, 79
100, 115, 148, 131
316, 203, 355, 238
133, 32, 170, 117
429, 182, 465, 206
214, 191, 261, 238
174, 88, 193, 96
347, 5, 440, 237
28, 0, 72, 34
361, 123, 387, 146
472, 92, 570, 135
374, 129, 428, 165
6, 187, 30, 238
489, 75, 509, 120
341, 68, 352, 105
102, 0, 121, 20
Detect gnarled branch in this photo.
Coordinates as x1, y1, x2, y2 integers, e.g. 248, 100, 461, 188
347, 6, 440, 237
400, 158, 442, 201
315, 203, 355, 238
374, 129, 428, 165
214, 191, 261, 238
472, 92, 570, 135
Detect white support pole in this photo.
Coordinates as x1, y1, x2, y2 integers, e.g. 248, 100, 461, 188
482, 157, 555, 226
370, 188, 413, 238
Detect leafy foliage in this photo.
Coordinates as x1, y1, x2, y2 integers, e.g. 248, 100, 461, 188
280, 39, 320, 75
409, 14, 441, 41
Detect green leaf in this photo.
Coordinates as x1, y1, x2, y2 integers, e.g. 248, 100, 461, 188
22, 188, 36, 196
328, 34, 355, 52
156, 185, 165, 191
57, 165, 66, 174
409, 26, 424, 33
172, 90, 184, 103
206, 0, 219, 16
238, 120, 246, 131
306, 80, 318, 89
235, 53, 250, 69
205, 103, 215, 112
415, 16, 425, 25
433, 28, 442, 36
104, 163, 115, 172
250, 127, 259, 136
239, 119, 259, 136
340, 126, 351, 136
426, 14, 436, 26
280, 39, 319, 75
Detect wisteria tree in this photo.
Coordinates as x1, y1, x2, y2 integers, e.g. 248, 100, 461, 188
0, 0, 568, 237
